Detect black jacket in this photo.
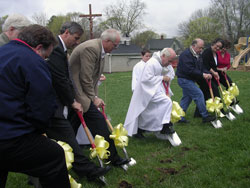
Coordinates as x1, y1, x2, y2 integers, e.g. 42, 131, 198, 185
47, 37, 75, 118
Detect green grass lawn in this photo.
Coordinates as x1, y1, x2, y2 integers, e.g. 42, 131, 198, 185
6, 71, 250, 188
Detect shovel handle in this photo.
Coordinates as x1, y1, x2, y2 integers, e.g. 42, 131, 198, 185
76, 111, 96, 149
162, 80, 170, 97
215, 77, 223, 93
206, 79, 214, 100
101, 105, 114, 132
221, 72, 230, 88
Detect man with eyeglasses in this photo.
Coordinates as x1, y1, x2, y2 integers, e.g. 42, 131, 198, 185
0, 14, 31, 47
69, 29, 130, 167
176, 38, 216, 123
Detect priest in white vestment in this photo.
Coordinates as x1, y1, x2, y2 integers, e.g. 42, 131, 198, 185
124, 48, 177, 137
132, 49, 151, 92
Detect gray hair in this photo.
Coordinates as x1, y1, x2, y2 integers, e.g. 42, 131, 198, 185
60, 21, 84, 35
2, 14, 31, 32
160, 48, 171, 57
100, 29, 120, 43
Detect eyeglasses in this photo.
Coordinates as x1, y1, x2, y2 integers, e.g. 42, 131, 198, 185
113, 42, 119, 49
109, 40, 119, 49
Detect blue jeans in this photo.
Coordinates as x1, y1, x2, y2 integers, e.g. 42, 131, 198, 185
178, 78, 208, 118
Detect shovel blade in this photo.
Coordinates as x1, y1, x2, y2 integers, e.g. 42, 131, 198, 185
211, 120, 223, 128
121, 164, 129, 171
235, 104, 243, 114
166, 132, 182, 147
128, 158, 137, 166
226, 112, 236, 121
99, 176, 108, 185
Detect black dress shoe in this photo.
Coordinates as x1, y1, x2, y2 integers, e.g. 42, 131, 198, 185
202, 115, 216, 123
160, 122, 175, 134
178, 118, 189, 123
112, 158, 130, 166
87, 166, 111, 181
133, 132, 145, 139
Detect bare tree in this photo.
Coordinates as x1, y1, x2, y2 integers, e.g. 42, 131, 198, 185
99, 0, 146, 36
211, 0, 250, 43
32, 12, 48, 26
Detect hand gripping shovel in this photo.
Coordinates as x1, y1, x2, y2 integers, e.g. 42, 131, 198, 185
101, 105, 136, 170
76, 111, 107, 185
206, 79, 222, 128
215, 77, 236, 121
222, 72, 243, 114
162, 80, 182, 146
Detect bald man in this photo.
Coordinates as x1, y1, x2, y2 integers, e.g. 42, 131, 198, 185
0, 14, 31, 46
124, 48, 177, 141
176, 38, 215, 123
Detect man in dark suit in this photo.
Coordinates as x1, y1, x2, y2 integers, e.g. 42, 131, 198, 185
46, 22, 110, 181
69, 29, 129, 167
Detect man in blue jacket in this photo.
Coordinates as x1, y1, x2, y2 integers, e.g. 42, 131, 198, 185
176, 38, 215, 123
0, 25, 70, 188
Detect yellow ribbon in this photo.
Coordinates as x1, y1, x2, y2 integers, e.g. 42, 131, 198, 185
57, 141, 74, 170
57, 141, 82, 188
206, 97, 224, 117
222, 90, 234, 107
90, 135, 110, 160
228, 83, 239, 97
109, 123, 129, 148
171, 101, 185, 123
69, 175, 82, 188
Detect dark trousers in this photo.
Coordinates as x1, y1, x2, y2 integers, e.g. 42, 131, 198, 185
0, 133, 70, 188
197, 78, 220, 101
46, 118, 97, 176
218, 71, 232, 89
69, 102, 120, 162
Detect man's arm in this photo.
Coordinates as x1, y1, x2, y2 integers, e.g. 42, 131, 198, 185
24, 58, 57, 131
47, 48, 75, 106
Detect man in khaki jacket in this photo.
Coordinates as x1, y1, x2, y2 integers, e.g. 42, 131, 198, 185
69, 29, 129, 166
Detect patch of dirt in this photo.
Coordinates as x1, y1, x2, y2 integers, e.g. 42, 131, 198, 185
181, 147, 191, 151
160, 158, 173, 163
157, 167, 178, 175
119, 180, 133, 188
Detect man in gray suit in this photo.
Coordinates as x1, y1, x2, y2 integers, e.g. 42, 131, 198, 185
0, 14, 30, 47
69, 29, 129, 166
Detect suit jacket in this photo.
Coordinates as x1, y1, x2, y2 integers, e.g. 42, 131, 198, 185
0, 33, 10, 47
202, 47, 218, 72
69, 39, 104, 112
47, 36, 75, 118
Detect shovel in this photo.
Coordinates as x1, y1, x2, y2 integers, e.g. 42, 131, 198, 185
206, 79, 222, 128
162, 80, 182, 146
215, 77, 236, 121
76, 111, 107, 185
101, 105, 136, 170
222, 72, 243, 114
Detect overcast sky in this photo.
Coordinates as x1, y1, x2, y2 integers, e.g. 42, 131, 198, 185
0, 0, 211, 37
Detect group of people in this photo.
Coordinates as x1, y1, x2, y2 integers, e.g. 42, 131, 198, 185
0, 13, 236, 188
0, 14, 128, 188
125, 37, 235, 139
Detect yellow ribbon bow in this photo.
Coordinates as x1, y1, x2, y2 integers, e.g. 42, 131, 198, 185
222, 90, 234, 107
69, 175, 82, 188
57, 141, 74, 170
171, 101, 185, 123
206, 97, 224, 117
109, 123, 129, 148
90, 135, 110, 160
228, 83, 239, 97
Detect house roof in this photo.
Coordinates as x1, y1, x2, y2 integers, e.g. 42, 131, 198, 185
111, 43, 141, 54
146, 38, 182, 50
